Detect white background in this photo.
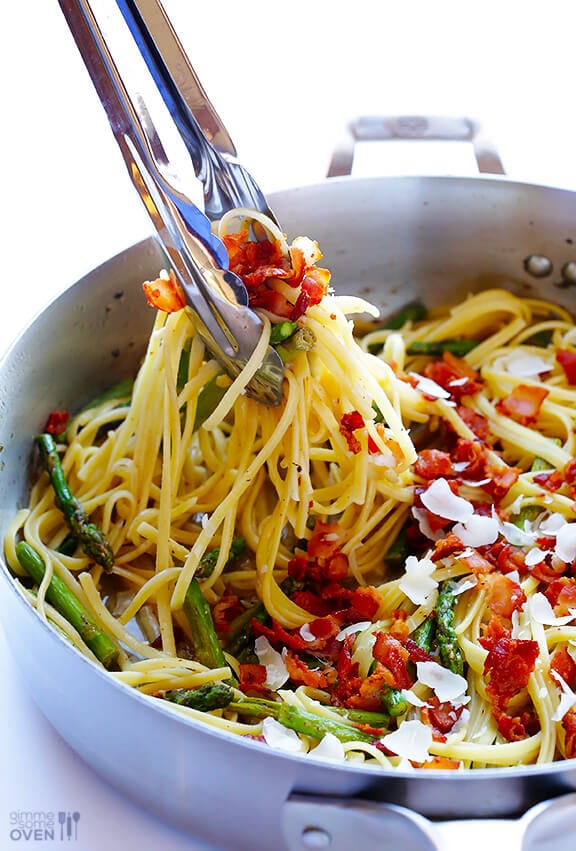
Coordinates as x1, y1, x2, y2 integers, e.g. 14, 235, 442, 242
1, 1, 576, 848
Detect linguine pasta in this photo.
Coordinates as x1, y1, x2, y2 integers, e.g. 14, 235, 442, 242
7, 212, 576, 770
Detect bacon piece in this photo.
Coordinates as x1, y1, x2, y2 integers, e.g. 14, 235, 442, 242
415, 449, 455, 479
44, 410, 69, 435
550, 646, 576, 689
422, 696, 464, 734
563, 708, 576, 758
339, 411, 365, 454
480, 632, 539, 708
496, 384, 549, 426
307, 520, 345, 561
347, 586, 382, 621
238, 663, 269, 697
372, 632, 413, 689
345, 664, 396, 711
556, 349, 576, 385
424, 351, 483, 399
533, 470, 564, 492
419, 756, 461, 770
455, 405, 490, 440
284, 649, 335, 688
484, 573, 526, 619
545, 578, 576, 615
142, 270, 186, 312
212, 594, 244, 633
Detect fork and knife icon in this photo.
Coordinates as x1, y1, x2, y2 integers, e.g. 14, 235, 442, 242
58, 811, 80, 841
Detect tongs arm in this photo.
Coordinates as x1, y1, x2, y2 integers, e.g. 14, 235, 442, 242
58, 0, 283, 405
115, 0, 279, 223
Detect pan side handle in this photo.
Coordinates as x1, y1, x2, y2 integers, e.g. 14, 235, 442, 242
326, 115, 505, 178
281, 791, 576, 851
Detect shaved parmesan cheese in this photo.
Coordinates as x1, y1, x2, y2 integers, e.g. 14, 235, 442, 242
421, 478, 474, 523
335, 621, 372, 642
452, 514, 499, 547
450, 708, 470, 735
380, 719, 433, 763
416, 661, 468, 703
310, 733, 346, 762
399, 555, 438, 605
412, 507, 444, 541
261, 717, 303, 752
499, 519, 534, 547
525, 547, 547, 567
409, 373, 451, 400
530, 593, 574, 626
254, 636, 289, 690
555, 523, 576, 563
551, 671, 576, 721
539, 513, 567, 535
401, 689, 427, 707
451, 575, 478, 596
448, 376, 469, 387
499, 352, 552, 377
453, 461, 470, 472
299, 624, 316, 642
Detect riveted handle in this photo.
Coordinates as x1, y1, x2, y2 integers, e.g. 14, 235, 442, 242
326, 115, 506, 178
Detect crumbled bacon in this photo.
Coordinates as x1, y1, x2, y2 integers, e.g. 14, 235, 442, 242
496, 384, 549, 426
213, 594, 244, 633
483, 573, 526, 620
424, 352, 483, 399
556, 349, 576, 385
44, 410, 69, 435
142, 269, 186, 312
562, 709, 576, 758
480, 630, 539, 709
550, 646, 576, 689
339, 411, 365, 454
415, 449, 455, 479
372, 632, 413, 689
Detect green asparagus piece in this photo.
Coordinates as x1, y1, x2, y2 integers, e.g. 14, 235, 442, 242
335, 707, 390, 726
383, 301, 428, 330
177, 339, 192, 393
57, 533, 78, 556
385, 524, 409, 564
182, 577, 228, 670
511, 504, 542, 530
410, 617, 436, 654
530, 438, 561, 473
224, 599, 269, 657
407, 339, 479, 357
435, 580, 465, 676
37, 433, 115, 572
163, 682, 234, 711
525, 329, 553, 347
275, 327, 316, 363
269, 320, 298, 345
229, 698, 383, 743
15, 541, 118, 669
81, 378, 134, 411
193, 373, 229, 431
380, 685, 409, 717
196, 536, 246, 579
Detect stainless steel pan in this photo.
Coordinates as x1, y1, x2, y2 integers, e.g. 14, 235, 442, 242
1, 119, 576, 850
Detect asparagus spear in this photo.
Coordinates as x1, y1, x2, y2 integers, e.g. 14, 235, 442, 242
229, 698, 384, 743
275, 327, 316, 363
410, 617, 436, 654
380, 685, 409, 717
193, 373, 229, 431
435, 580, 465, 676
182, 578, 228, 670
383, 301, 428, 331
406, 339, 479, 357
512, 504, 542, 530
80, 378, 134, 411
15, 541, 118, 669
196, 536, 246, 579
37, 433, 115, 572
163, 682, 234, 711
384, 524, 409, 565
269, 320, 298, 346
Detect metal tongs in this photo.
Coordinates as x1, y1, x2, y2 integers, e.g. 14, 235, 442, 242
58, 0, 284, 405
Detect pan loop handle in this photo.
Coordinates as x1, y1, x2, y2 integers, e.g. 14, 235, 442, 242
326, 115, 506, 178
